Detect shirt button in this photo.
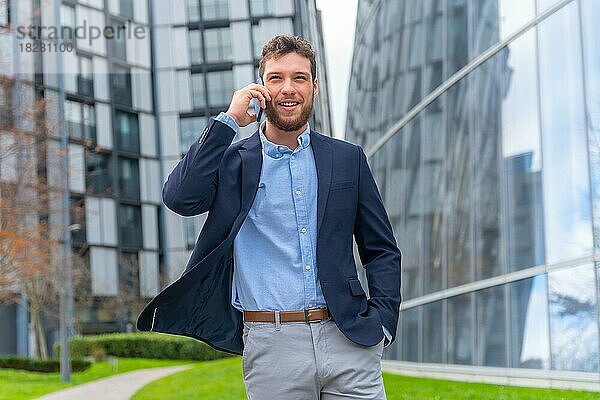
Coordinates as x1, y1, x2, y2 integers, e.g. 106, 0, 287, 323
295, 190, 301, 195
291, 155, 296, 160
275, 152, 280, 158
301, 227, 307, 233
305, 265, 311, 270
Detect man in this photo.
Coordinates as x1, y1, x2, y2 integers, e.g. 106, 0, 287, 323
137, 35, 401, 399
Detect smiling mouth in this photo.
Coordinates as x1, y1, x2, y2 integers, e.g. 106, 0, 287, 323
278, 101, 301, 111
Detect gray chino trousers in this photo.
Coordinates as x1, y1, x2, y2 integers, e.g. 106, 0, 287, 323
242, 318, 387, 400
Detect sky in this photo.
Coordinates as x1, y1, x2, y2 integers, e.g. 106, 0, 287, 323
315, 0, 359, 139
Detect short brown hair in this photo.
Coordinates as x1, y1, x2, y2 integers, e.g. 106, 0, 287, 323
259, 35, 317, 81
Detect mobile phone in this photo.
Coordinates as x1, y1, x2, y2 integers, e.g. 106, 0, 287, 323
251, 77, 265, 123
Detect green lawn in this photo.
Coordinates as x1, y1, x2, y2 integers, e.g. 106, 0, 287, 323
132, 357, 600, 400
131, 358, 246, 400
0, 358, 191, 400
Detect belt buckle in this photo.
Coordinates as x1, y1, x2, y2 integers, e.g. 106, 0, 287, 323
304, 308, 323, 323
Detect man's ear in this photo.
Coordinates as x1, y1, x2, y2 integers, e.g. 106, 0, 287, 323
313, 78, 319, 97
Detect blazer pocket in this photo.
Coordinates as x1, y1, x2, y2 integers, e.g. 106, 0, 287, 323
348, 278, 366, 296
331, 180, 354, 191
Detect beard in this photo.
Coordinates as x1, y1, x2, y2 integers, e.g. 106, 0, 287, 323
264, 92, 314, 132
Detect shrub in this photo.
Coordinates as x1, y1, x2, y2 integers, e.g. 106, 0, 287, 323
54, 332, 232, 361
91, 347, 107, 361
0, 356, 91, 373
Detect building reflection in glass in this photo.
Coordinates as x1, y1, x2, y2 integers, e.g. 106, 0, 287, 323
509, 275, 549, 369
347, 0, 600, 375
548, 264, 599, 372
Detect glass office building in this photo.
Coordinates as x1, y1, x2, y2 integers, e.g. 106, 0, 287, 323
1, 0, 159, 351
347, 0, 600, 389
0, 0, 331, 356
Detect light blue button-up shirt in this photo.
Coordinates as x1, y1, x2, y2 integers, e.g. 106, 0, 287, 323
215, 112, 326, 311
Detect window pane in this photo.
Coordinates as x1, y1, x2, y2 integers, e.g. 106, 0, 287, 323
189, 30, 203, 64
425, 11, 442, 64
406, 67, 421, 117
249, 0, 274, 17
70, 196, 86, 244
120, 0, 134, 20
408, 23, 424, 70
60, 4, 75, 27
80, 56, 93, 79
202, 0, 228, 21
499, 0, 535, 39
82, 104, 96, 142
386, 129, 420, 300
1, 1, 8, 26
252, 24, 263, 60
90, 248, 118, 297
474, 57, 502, 280
447, 293, 472, 365
61, 4, 75, 42
425, 61, 442, 94
422, 101, 444, 294
65, 100, 82, 139
78, 56, 94, 96
581, 0, 600, 253
187, 0, 200, 22
548, 264, 599, 372
501, 30, 545, 271
446, 0, 468, 78
119, 252, 139, 300
538, 3, 593, 263
423, 301, 443, 363
115, 111, 139, 152
118, 157, 140, 200
469, 0, 500, 56
400, 307, 419, 362
206, 70, 233, 107
184, 218, 197, 249
509, 275, 549, 369
109, 21, 127, 60
403, 120, 423, 298
118, 204, 142, 248
180, 116, 207, 153
476, 285, 506, 367
111, 66, 132, 106
191, 73, 206, 109
204, 27, 232, 63
446, 80, 472, 287
86, 152, 112, 194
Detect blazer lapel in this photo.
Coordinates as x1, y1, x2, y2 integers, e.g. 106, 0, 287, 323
311, 130, 332, 235
235, 131, 262, 228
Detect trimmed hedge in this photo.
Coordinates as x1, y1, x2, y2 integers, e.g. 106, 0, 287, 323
0, 356, 91, 373
54, 332, 232, 361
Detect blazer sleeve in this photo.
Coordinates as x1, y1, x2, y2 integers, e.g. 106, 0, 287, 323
353, 146, 402, 341
162, 118, 236, 216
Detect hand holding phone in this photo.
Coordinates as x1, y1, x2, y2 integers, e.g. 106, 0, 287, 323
226, 78, 270, 127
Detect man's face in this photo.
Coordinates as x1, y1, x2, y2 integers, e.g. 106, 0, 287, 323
262, 52, 318, 132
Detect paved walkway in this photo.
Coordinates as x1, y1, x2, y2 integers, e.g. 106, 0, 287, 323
35, 365, 192, 400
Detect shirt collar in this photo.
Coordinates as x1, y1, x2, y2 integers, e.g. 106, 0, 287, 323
258, 121, 311, 158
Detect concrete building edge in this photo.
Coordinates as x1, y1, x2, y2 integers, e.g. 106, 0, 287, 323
382, 360, 600, 392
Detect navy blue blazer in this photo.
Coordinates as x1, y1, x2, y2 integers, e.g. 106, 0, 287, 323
137, 118, 402, 355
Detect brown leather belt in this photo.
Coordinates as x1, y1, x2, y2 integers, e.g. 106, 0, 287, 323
243, 308, 329, 323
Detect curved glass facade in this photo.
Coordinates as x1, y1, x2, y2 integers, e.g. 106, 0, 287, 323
347, 0, 600, 373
